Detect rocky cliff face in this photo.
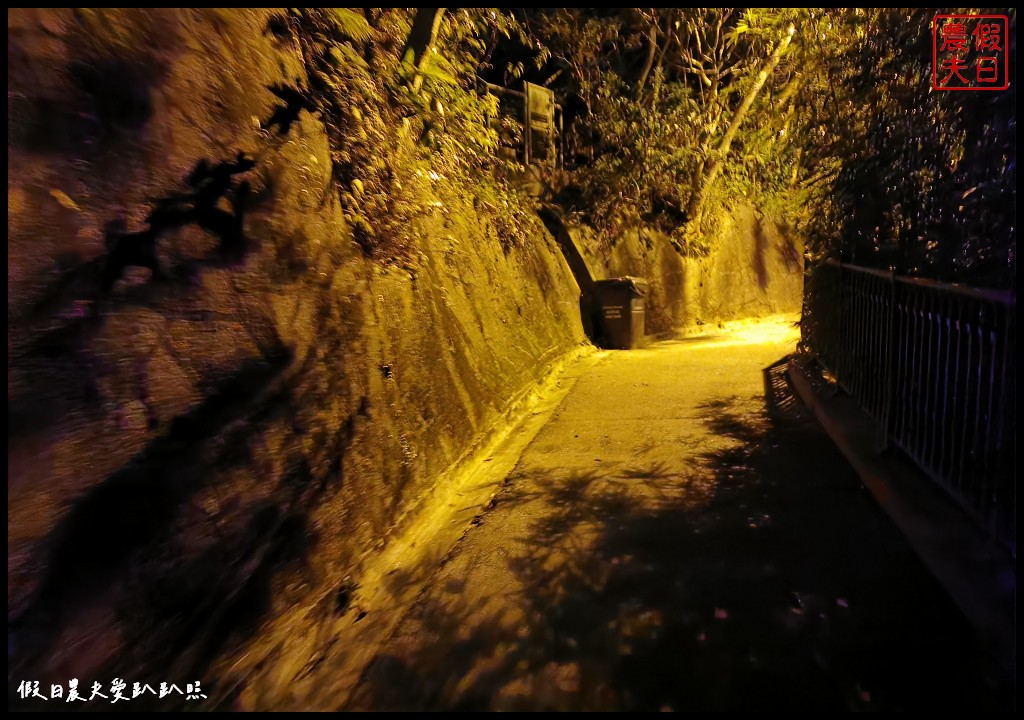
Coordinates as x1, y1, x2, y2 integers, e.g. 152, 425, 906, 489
8, 8, 584, 699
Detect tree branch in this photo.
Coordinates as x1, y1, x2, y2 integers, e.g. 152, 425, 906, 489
685, 26, 795, 226
635, 11, 658, 95
402, 8, 446, 94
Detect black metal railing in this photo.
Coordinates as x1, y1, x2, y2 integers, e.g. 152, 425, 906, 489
802, 259, 1016, 552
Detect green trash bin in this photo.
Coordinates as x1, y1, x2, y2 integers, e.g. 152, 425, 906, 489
594, 277, 647, 349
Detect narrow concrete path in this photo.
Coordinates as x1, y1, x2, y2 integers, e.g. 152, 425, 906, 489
345, 318, 1010, 711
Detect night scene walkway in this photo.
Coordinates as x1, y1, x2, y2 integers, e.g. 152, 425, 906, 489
343, 317, 1009, 711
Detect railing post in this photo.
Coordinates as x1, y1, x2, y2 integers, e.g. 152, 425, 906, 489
881, 269, 898, 450
835, 259, 844, 384
990, 303, 1015, 549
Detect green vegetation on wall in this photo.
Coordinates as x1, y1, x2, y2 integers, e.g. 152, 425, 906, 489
274, 8, 546, 261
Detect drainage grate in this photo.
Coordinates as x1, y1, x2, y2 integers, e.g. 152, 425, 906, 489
763, 355, 806, 420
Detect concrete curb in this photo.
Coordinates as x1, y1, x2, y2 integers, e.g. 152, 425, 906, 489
786, 356, 1015, 676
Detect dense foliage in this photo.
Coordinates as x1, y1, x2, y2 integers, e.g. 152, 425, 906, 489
804, 8, 1016, 287
526, 8, 1014, 286
273, 8, 544, 261
291, 8, 1014, 286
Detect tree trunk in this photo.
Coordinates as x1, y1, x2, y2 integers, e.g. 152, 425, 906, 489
403, 8, 445, 93
685, 29, 794, 226
635, 20, 658, 95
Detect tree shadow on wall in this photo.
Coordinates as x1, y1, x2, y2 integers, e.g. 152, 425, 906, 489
752, 213, 770, 292
350, 393, 1012, 711
7, 82, 374, 711
8, 152, 262, 440
8, 343, 292, 675
9, 318, 372, 711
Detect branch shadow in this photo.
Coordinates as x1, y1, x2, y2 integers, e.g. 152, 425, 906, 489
9, 320, 370, 710
7, 77, 368, 710
8, 343, 293, 673
351, 390, 1013, 711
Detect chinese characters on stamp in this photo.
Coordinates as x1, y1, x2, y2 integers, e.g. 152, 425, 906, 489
932, 14, 1009, 91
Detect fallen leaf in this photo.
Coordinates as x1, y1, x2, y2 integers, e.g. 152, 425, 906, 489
50, 189, 79, 210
